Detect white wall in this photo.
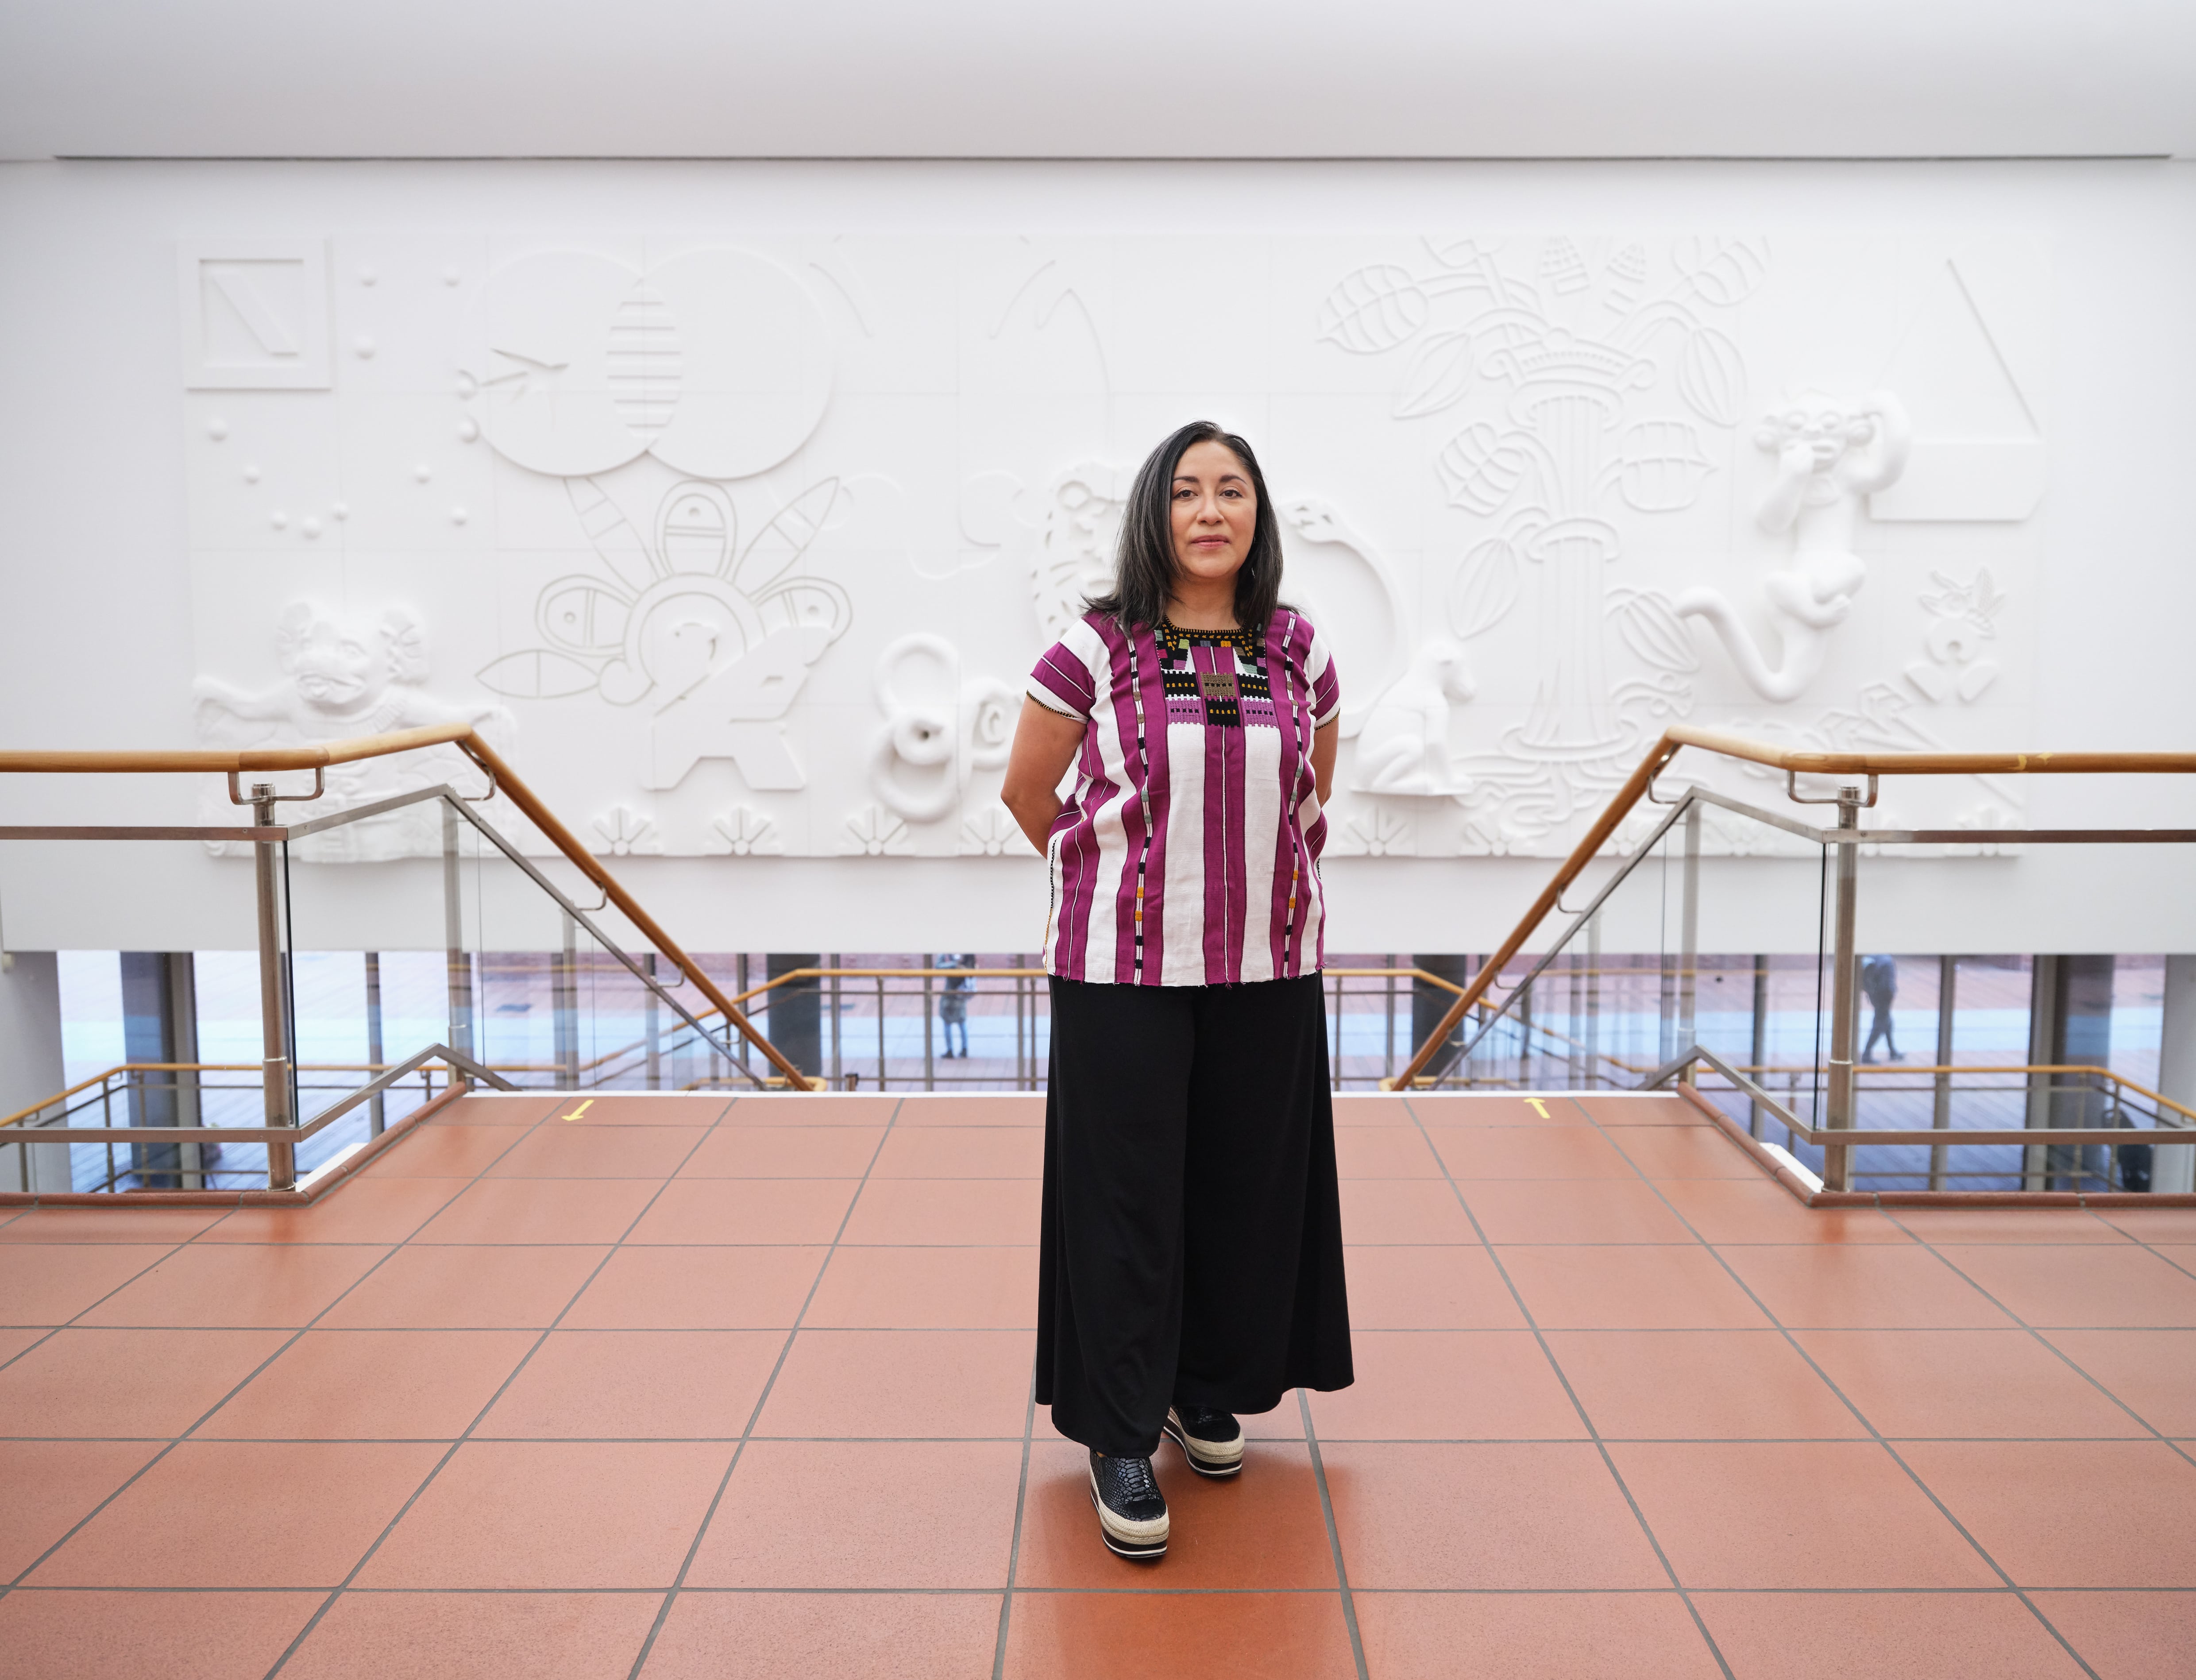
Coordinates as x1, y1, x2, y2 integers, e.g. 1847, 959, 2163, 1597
0, 953, 67, 1192
1, 159, 2192, 957
6, 1, 2193, 160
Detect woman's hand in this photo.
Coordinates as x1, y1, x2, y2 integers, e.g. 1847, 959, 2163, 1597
1312, 719, 1337, 805
1002, 698, 1086, 855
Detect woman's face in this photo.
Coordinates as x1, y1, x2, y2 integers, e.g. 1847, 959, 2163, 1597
1169, 440, 1256, 589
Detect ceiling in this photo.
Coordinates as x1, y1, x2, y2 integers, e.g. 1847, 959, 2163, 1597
3, 0, 2193, 161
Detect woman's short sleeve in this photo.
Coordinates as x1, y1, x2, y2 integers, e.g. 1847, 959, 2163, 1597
1307, 625, 1343, 727
1028, 634, 1099, 722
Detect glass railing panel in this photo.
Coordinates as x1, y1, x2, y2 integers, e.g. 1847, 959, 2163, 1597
428, 800, 733, 1095
796, 956, 1048, 1094
1665, 795, 1834, 1174
276, 803, 479, 1180
2, 838, 276, 1193
1324, 960, 1417, 1091
1834, 840, 2196, 1193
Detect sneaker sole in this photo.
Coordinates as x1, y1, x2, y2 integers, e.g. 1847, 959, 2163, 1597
1087, 1481, 1168, 1559
1162, 1415, 1244, 1479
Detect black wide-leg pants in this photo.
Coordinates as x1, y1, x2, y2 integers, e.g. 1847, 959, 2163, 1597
1036, 972, 1354, 1457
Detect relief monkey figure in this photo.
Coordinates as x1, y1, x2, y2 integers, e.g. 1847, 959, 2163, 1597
195, 602, 510, 745
193, 602, 514, 860
1676, 389, 1911, 703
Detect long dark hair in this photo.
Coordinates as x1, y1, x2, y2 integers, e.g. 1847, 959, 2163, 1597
1087, 420, 1286, 635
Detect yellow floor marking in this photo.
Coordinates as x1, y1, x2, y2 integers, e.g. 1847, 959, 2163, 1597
560, 1098, 595, 1122
1526, 1097, 1551, 1119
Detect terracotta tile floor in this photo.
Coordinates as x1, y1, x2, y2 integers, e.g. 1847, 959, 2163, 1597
4, 1088, 2194, 1678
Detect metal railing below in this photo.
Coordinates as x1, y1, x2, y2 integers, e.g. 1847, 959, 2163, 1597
0, 1047, 513, 1195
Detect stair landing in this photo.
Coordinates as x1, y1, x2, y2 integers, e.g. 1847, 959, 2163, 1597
2, 1090, 2192, 1678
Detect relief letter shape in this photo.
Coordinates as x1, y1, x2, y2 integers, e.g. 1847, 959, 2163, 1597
870, 634, 1018, 824
1675, 389, 1910, 703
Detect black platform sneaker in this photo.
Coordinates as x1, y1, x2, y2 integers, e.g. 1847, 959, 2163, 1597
1162, 1404, 1245, 1478
1088, 1451, 1169, 1559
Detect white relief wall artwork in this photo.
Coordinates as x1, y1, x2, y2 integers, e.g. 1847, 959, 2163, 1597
192, 599, 512, 861
179, 231, 2049, 865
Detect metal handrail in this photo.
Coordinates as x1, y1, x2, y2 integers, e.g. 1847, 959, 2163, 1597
1651, 1042, 2195, 1149
1393, 728, 2196, 1091
0, 725, 813, 1092
0, 1043, 512, 1147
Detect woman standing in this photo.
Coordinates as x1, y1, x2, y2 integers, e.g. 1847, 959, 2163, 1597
1001, 420, 1354, 1561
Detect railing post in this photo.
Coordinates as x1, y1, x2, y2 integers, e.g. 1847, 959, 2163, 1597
1930, 954, 1957, 1190
1748, 954, 1769, 1139
1331, 971, 1345, 1091
441, 799, 475, 1060
251, 782, 297, 1191
1385, 958, 1398, 1089
1823, 785, 1863, 1193
922, 954, 936, 1091
1584, 915, 1602, 1089
829, 955, 842, 1091
644, 953, 662, 1091
364, 950, 386, 1137
555, 912, 579, 1090
1677, 801, 1702, 1086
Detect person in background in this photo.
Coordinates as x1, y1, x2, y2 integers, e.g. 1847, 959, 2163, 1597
1860, 953, 1902, 1063
1000, 419, 1354, 1563
938, 952, 974, 1058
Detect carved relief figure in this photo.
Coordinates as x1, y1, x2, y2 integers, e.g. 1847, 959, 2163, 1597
478, 476, 853, 792
870, 633, 1018, 824
195, 602, 511, 861
197, 602, 507, 745
1676, 390, 1911, 703
1277, 497, 1413, 740
1908, 567, 2005, 704
1350, 639, 1476, 796
1317, 235, 1766, 853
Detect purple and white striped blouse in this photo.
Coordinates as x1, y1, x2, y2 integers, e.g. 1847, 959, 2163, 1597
1027, 610, 1342, 987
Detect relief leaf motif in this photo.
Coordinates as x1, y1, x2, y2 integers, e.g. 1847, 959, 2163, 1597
475, 649, 601, 699
1676, 327, 1746, 427
1675, 237, 1771, 307
1609, 588, 1702, 674
1435, 423, 1533, 516
734, 479, 842, 592
1316, 265, 1430, 354
1392, 330, 1476, 419
1449, 537, 1521, 640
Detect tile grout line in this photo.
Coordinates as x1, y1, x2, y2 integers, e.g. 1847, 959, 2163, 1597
622, 1095, 907, 1680
8, 1581, 2196, 1598
2085, 1205, 2196, 1283
1400, 1095, 1740, 1680
253, 1090, 725, 1679
0, 1209, 239, 1380
989, 1372, 1038, 1680
1297, 1388, 1371, 1680
0, 1092, 570, 1606
7, 1429, 2191, 1446
1567, 1092, 2106, 1680
1874, 1209, 2196, 1472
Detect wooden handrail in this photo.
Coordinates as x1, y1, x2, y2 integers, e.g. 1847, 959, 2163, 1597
1389, 733, 1687, 1089
1389, 726, 2196, 1090
8, 723, 2190, 779
0, 725, 816, 1091
1657, 726, 2196, 777
0, 722, 477, 775
448, 734, 810, 1088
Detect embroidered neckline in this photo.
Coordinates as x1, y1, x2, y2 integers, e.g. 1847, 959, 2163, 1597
1159, 620, 1260, 660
